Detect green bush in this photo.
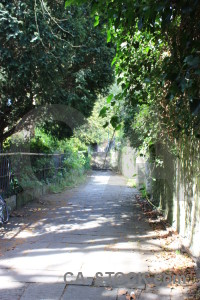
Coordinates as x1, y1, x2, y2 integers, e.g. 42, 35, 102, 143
140, 184, 147, 199
3, 129, 90, 196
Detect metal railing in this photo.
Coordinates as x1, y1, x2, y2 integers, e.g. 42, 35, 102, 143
0, 153, 67, 197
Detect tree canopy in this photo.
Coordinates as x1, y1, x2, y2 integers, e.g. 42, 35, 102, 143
0, 0, 115, 144
67, 0, 200, 154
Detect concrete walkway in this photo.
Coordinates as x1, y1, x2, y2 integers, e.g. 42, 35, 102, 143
0, 171, 189, 299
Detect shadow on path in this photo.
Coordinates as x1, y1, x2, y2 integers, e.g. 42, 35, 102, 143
0, 171, 196, 299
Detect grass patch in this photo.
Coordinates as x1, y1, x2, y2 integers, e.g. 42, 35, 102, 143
48, 170, 89, 193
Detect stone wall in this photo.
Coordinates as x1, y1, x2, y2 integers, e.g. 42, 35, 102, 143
6, 195, 17, 212
91, 150, 118, 170
152, 142, 200, 259
118, 145, 151, 191
5, 185, 49, 212
118, 141, 200, 260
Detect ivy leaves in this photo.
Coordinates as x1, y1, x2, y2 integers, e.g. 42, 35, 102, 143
99, 87, 122, 130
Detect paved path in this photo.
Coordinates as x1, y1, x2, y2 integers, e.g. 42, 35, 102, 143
0, 171, 187, 299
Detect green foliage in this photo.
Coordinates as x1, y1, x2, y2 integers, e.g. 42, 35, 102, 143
140, 184, 147, 199
0, 1, 115, 144
30, 129, 57, 153
63, 152, 85, 171
61, 138, 90, 171
127, 178, 137, 188
4, 129, 90, 196
74, 95, 114, 145
5, 128, 58, 153
48, 169, 87, 193
68, 0, 200, 155
97, 82, 123, 131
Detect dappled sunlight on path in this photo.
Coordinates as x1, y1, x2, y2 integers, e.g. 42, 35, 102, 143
0, 171, 198, 299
